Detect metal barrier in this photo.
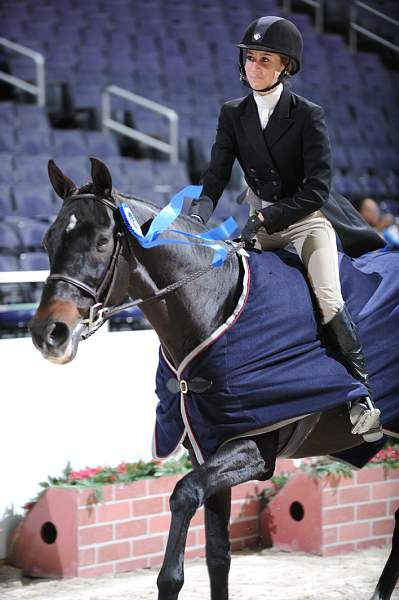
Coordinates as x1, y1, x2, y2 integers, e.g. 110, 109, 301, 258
0, 37, 46, 106
282, 0, 325, 33
350, 1, 399, 54
102, 85, 179, 164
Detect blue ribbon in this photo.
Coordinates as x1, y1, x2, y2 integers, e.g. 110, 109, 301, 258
119, 185, 239, 266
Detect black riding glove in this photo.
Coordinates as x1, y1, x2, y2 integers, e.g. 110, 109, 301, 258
240, 213, 263, 248
189, 196, 214, 225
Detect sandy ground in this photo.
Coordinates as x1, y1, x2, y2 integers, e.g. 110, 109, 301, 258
1, 547, 398, 600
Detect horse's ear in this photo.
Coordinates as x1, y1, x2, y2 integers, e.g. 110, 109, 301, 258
90, 157, 113, 197
48, 160, 76, 199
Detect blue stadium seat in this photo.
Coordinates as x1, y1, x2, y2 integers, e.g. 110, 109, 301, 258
86, 132, 120, 159
0, 221, 21, 253
0, 255, 19, 272
99, 157, 127, 188
122, 158, 157, 187
0, 154, 16, 185
348, 147, 376, 172
16, 105, 50, 132
12, 184, 56, 220
53, 131, 88, 157
0, 185, 13, 218
17, 131, 54, 156
19, 251, 49, 270
0, 102, 16, 125
0, 130, 16, 153
53, 157, 88, 185
15, 155, 51, 185
155, 162, 190, 188
13, 218, 49, 252
336, 125, 364, 147
374, 147, 399, 173
331, 145, 350, 171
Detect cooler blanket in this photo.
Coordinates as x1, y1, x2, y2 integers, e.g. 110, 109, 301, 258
152, 249, 399, 464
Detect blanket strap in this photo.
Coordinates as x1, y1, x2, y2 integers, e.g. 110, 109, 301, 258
166, 377, 213, 395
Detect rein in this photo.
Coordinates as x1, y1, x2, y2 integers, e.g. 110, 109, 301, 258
46, 192, 244, 339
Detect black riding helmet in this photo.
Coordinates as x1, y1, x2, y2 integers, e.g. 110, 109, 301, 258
237, 16, 303, 92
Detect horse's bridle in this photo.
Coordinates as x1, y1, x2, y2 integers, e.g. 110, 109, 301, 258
46, 192, 244, 339
46, 193, 126, 337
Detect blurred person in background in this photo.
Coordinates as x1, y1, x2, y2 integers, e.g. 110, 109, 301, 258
189, 16, 386, 441
352, 196, 399, 250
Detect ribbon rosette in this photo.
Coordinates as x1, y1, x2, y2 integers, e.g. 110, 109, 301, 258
119, 185, 238, 266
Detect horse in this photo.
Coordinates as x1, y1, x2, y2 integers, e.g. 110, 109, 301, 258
30, 158, 399, 600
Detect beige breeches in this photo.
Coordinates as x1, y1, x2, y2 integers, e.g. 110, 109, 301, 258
246, 188, 344, 324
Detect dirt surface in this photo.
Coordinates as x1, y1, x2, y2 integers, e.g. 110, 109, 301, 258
1, 547, 398, 600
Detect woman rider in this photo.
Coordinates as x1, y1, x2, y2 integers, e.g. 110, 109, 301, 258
190, 16, 385, 442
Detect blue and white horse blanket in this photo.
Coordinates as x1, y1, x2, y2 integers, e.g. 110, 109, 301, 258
152, 248, 399, 464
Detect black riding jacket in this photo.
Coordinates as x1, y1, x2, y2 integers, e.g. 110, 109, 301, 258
201, 84, 385, 257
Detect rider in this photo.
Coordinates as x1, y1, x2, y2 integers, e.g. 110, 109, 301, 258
189, 15, 385, 442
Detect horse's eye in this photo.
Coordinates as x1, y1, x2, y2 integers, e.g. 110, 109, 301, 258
96, 237, 109, 250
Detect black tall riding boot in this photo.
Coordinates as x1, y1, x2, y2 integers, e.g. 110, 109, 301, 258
324, 304, 383, 442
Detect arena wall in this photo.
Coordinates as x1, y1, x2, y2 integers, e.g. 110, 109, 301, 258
0, 327, 160, 559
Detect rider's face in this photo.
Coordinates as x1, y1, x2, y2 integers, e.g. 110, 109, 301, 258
244, 50, 285, 92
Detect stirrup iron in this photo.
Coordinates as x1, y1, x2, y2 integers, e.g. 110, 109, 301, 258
349, 396, 383, 442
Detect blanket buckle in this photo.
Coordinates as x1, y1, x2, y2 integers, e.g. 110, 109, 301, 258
179, 380, 188, 394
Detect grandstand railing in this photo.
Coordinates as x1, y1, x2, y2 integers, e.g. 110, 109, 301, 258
350, 1, 399, 54
282, 0, 325, 33
0, 37, 46, 106
102, 85, 179, 164
0, 270, 48, 284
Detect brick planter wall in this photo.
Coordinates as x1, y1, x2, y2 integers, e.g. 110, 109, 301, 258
9, 460, 398, 577
261, 465, 399, 556
78, 475, 263, 577
9, 472, 265, 578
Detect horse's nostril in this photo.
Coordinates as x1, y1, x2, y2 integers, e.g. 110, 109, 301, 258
46, 322, 70, 347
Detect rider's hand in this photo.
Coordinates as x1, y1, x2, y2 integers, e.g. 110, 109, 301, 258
189, 196, 214, 225
240, 213, 263, 248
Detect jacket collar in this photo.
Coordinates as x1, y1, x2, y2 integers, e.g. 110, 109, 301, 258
240, 85, 294, 164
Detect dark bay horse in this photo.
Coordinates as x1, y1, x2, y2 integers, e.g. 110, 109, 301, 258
30, 158, 399, 600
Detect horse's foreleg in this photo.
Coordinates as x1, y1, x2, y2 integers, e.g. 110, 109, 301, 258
204, 488, 231, 600
370, 507, 399, 600
157, 438, 272, 600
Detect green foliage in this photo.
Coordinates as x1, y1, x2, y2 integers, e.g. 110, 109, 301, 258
300, 458, 353, 480
23, 455, 192, 510
369, 443, 399, 468
258, 472, 290, 507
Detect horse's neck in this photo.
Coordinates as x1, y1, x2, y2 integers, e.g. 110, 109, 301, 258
124, 199, 242, 367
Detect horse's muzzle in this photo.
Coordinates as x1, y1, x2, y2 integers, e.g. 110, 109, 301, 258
29, 301, 83, 364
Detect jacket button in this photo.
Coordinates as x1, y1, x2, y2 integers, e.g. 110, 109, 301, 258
257, 189, 261, 195
270, 169, 276, 174
272, 181, 278, 186
272, 195, 278, 201
250, 168, 255, 173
